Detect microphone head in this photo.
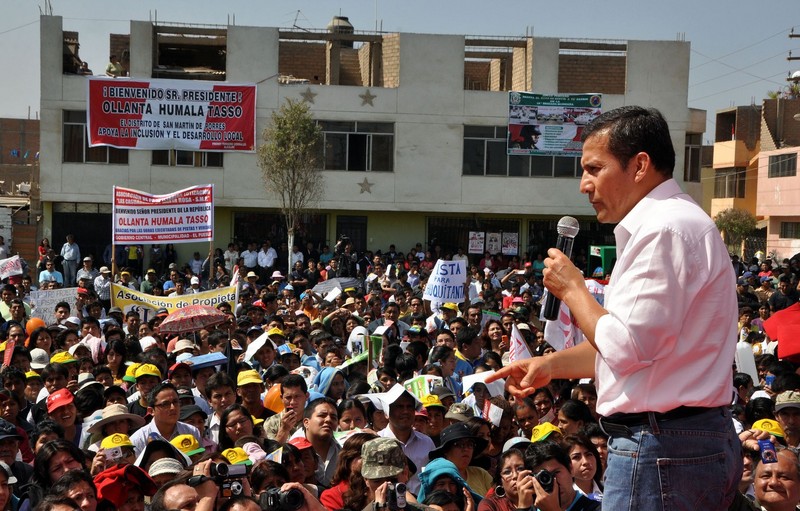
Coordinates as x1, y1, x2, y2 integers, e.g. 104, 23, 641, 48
556, 216, 580, 238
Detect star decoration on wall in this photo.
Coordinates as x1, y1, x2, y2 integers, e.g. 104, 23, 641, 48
359, 88, 377, 106
358, 178, 374, 194
300, 87, 317, 104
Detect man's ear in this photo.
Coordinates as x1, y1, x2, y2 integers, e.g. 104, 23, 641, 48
147, 406, 155, 416
633, 152, 652, 182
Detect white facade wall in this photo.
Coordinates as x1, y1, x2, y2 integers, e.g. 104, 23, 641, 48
39, 16, 699, 248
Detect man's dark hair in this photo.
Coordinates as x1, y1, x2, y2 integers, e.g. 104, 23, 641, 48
382, 302, 400, 314
35, 495, 81, 511
1, 366, 25, 386
206, 372, 236, 395
125, 310, 140, 319
1, 285, 16, 296
524, 440, 571, 472
304, 396, 337, 420
49, 470, 97, 500
455, 327, 479, 350
41, 363, 69, 381
582, 423, 608, 442
30, 419, 65, 450
147, 382, 177, 408
581, 105, 675, 177
394, 353, 418, 383
733, 372, 753, 391
280, 374, 308, 395
423, 490, 464, 509
81, 316, 100, 329
54, 301, 70, 313
448, 317, 468, 330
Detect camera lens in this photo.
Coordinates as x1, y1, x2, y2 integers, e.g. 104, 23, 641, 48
214, 463, 229, 478
280, 488, 304, 511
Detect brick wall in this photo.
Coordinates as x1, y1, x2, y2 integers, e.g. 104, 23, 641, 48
382, 34, 400, 88
512, 47, 529, 91
734, 106, 762, 151
279, 41, 327, 84
0, 119, 39, 166
358, 42, 381, 87
489, 58, 509, 92
464, 61, 490, 91
339, 47, 362, 86
762, 99, 800, 149
558, 55, 625, 94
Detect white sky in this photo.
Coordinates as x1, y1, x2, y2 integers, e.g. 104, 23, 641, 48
1, 0, 798, 143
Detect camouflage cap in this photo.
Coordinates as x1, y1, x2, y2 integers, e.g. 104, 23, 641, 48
444, 402, 474, 422
361, 438, 405, 480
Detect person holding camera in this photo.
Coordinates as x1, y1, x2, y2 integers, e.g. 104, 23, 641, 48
514, 441, 599, 511
360, 438, 435, 511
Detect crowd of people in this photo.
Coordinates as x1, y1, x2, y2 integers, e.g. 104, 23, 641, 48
16, 106, 800, 510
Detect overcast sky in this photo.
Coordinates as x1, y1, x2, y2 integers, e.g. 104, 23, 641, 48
1, 0, 798, 143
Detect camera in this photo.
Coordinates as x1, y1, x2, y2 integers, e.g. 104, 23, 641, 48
209, 463, 249, 497
534, 469, 554, 493
259, 488, 304, 511
105, 447, 123, 462
387, 482, 407, 510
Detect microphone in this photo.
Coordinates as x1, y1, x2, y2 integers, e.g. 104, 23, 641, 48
542, 216, 580, 320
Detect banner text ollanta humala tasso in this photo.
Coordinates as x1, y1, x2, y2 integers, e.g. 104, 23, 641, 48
87, 78, 256, 152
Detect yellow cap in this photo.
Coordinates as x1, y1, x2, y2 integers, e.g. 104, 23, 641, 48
101, 433, 134, 449
134, 363, 162, 380
50, 351, 78, 365
267, 327, 285, 338
753, 418, 785, 438
441, 303, 459, 312
221, 447, 252, 465
420, 394, 446, 410
237, 370, 263, 387
170, 434, 205, 456
531, 422, 562, 443
25, 371, 42, 381
252, 416, 265, 427
123, 363, 141, 383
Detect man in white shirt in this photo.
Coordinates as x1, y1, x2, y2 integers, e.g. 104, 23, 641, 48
491, 106, 740, 510
130, 382, 202, 454
377, 385, 434, 494
60, 234, 80, 287
258, 241, 277, 283
240, 242, 259, 275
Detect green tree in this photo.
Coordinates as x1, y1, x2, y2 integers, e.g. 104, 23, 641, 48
257, 99, 323, 275
714, 208, 757, 257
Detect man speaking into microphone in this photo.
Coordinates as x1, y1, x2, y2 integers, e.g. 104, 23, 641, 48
489, 106, 741, 510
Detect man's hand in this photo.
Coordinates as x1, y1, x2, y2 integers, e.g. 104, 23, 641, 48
486, 357, 553, 398
543, 248, 585, 302
532, 473, 561, 511
280, 482, 326, 511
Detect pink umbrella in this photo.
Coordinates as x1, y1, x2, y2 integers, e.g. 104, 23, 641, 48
158, 304, 228, 334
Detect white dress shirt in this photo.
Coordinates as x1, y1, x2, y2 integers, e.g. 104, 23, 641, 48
378, 426, 435, 494
594, 179, 737, 416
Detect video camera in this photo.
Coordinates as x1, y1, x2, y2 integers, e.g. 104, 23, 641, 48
209, 463, 249, 497
387, 482, 407, 510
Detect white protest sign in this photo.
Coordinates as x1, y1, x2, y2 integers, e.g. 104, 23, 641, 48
30, 288, 77, 326
423, 259, 467, 304
0, 256, 22, 280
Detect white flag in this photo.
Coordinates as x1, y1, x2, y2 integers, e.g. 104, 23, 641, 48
509, 323, 534, 363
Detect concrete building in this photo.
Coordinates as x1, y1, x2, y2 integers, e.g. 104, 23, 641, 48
39, 15, 704, 269
756, 97, 800, 260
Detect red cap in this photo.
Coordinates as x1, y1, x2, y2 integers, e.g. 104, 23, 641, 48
288, 437, 313, 451
46, 388, 74, 414
168, 362, 191, 377
252, 300, 267, 310
76, 287, 90, 296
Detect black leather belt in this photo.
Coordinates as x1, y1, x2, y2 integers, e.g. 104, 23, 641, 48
599, 406, 719, 437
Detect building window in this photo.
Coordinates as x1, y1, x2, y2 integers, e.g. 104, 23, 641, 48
151, 150, 223, 168
684, 133, 702, 183
463, 125, 579, 177
780, 222, 800, 239
713, 167, 746, 199
318, 121, 394, 172
62, 111, 128, 164
768, 153, 797, 178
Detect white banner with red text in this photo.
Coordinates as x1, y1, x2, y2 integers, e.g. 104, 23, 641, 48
87, 77, 256, 151
113, 185, 214, 244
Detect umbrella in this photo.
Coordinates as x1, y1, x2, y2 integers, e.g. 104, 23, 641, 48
312, 277, 361, 295
763, 302, 800, 362
158, 304, 228, 334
